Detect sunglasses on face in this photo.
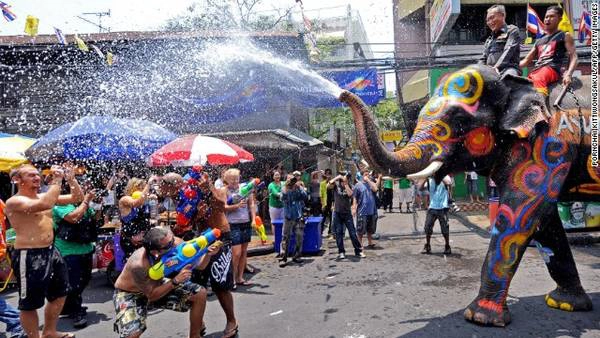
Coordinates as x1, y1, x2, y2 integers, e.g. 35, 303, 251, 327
158, 237, 175, 252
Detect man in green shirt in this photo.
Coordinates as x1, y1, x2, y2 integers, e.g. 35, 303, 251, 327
398, 177, 413, 213
382, 176, 394, 213
53, 188, 98, 329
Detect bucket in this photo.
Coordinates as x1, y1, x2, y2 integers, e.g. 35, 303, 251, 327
488, 197, 500, 227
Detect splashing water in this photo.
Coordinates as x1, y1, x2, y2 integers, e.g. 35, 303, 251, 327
51, 38, 344, 133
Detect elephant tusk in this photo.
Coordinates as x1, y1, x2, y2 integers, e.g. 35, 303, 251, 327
406, 161, 444, 180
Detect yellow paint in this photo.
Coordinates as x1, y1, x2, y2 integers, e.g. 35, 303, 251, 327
442, 68, 484, 105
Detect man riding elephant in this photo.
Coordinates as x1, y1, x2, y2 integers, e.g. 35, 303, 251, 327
339, 64, 592, 327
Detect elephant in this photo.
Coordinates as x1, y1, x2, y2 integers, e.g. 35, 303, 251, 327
339, 64, 593, 326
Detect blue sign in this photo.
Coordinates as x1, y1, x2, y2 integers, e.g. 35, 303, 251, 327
181, 67, 385, 124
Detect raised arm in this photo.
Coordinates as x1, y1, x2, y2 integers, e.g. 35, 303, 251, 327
7, 168, 63, 214
62, 191, 95, 224
57, 167, 84, 205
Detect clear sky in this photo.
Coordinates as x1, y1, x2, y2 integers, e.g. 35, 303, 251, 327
0, 0, 393, 52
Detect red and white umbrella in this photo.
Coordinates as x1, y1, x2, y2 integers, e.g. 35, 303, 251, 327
148, 134, 254, 167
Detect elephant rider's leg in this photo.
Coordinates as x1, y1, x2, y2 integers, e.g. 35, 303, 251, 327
533, 209, 593, 312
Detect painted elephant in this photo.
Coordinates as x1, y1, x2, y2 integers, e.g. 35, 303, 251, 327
339, 64, 594, 326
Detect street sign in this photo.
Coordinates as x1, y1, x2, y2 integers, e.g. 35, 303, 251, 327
381, 130, 403, 142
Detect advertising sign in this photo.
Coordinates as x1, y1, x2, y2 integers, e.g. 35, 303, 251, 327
558, 202, 600, 230
429, 0, 460, 46
381, 130, 403, 142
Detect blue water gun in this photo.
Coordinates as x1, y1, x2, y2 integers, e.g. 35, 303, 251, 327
148, 228, 221, 280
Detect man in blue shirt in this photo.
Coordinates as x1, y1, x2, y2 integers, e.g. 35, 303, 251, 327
352, 170, 380, 248
419, 176, 452, 254
279, 172, 308, 267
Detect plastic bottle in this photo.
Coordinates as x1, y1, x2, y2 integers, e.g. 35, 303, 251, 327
149, 195, 159, 220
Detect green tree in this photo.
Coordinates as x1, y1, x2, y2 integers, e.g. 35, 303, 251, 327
309, 95, 406, 144
163, 0, 295, 32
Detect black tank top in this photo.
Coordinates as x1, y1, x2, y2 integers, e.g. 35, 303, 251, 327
533, 31, 567, 73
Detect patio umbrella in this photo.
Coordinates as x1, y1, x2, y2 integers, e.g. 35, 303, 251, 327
148, 134, 254, 167
26, 116, 177, 162
0, 133, 36, 172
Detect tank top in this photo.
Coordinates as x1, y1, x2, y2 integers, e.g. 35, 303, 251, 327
534, 31, 567, 73
120, 206, 150, 238
226, 186, 250, 224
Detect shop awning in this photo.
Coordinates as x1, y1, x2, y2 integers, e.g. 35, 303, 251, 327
204, 128, 323, 151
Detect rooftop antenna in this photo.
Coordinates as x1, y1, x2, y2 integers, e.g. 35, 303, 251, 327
77, 9, 111, 33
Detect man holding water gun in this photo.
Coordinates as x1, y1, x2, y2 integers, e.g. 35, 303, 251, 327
113, 226, 219, 338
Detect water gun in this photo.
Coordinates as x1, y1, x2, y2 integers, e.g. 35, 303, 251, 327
253, 215, 268, 243
227, 178, 262, 205
148, 228, 221, 280
176, 165, 204, 226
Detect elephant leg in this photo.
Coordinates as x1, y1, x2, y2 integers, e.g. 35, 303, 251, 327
464, 199, 543, 327
533, 208, 593, 312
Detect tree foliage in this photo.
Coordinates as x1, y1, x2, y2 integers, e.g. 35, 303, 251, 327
163, 0, 295, 32
309, 95, 405, 144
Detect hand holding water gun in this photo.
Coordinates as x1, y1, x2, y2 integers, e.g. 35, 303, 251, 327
253, 215, 268, 244
227, 178, 262, 205
148, 228, 221, 280
176, 165, 204, 226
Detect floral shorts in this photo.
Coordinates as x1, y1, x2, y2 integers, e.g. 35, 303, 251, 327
113, 281, 203, 338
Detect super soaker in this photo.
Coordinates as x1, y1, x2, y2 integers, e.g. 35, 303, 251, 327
148, 228, 221, 280
254, 215, 268, 243
176, 165, 205, 226
227, 178, 264, 205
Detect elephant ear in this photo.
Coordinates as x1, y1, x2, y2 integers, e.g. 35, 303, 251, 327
499, 74, 551, 138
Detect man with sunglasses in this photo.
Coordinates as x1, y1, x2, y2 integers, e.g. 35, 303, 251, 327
113, 226, 218, 338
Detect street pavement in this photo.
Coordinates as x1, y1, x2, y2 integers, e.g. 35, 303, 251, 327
2, 209, 599, 338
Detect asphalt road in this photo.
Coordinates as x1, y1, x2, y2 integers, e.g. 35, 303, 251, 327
2, 210, 599, 338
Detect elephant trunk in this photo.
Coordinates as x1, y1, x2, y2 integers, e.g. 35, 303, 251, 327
339, 90, 432, 177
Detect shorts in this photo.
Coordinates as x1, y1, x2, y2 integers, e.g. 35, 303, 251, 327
269, 207, 284, 222
230, 222, 252, 245
194, 232, 234, 291
424, 209, 449, 235
398, 188, 414, 204
466, 180, 478, 195
356, 215, 377, 235
528, 65, 560, 96
11, 246, 70, 310
113, 281, 204, 338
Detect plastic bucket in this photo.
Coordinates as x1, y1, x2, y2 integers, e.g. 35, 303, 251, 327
488, 197, 500, 227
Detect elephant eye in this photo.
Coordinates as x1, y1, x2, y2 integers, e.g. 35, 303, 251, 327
451, 113, 470, 132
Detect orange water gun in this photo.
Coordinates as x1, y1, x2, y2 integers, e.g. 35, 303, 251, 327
254, 215, 268, 244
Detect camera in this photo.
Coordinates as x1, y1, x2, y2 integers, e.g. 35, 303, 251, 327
288, 177, 298, 186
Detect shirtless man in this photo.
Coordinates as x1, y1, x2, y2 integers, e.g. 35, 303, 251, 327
194, 172, 238, 338
113, 226, 217, 338
6, 164, 83, 338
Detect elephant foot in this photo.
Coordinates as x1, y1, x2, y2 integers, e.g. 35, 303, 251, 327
464, 298, 511, 327
545, 286, 593, 312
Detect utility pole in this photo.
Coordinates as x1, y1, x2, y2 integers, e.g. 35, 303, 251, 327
77, 9, 111, 33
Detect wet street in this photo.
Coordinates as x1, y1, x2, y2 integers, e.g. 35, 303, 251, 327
3, 210, 599, 338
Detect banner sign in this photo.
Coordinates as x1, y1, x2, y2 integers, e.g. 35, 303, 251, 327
558, 202, 600, 230
430, 0, 460, 46
183, 67, 385, 124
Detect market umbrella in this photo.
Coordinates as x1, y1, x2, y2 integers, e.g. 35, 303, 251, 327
148, 134, 254, 167
0, 133, 36, 172
26, 116, 177, 162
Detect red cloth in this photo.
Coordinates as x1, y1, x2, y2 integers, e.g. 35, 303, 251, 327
527, 66, 560, 95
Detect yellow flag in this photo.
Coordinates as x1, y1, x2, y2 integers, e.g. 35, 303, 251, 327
24, 15, 39, 37
106, 52, 114, 66
74, 34, 89, 52
558, 2, 574, 34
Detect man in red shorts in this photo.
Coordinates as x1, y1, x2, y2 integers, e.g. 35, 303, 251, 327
520, 5, 578, 96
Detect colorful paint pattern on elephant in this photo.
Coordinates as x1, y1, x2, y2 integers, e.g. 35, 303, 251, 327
486, 134, 570, 305
411, 67, 485, 160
